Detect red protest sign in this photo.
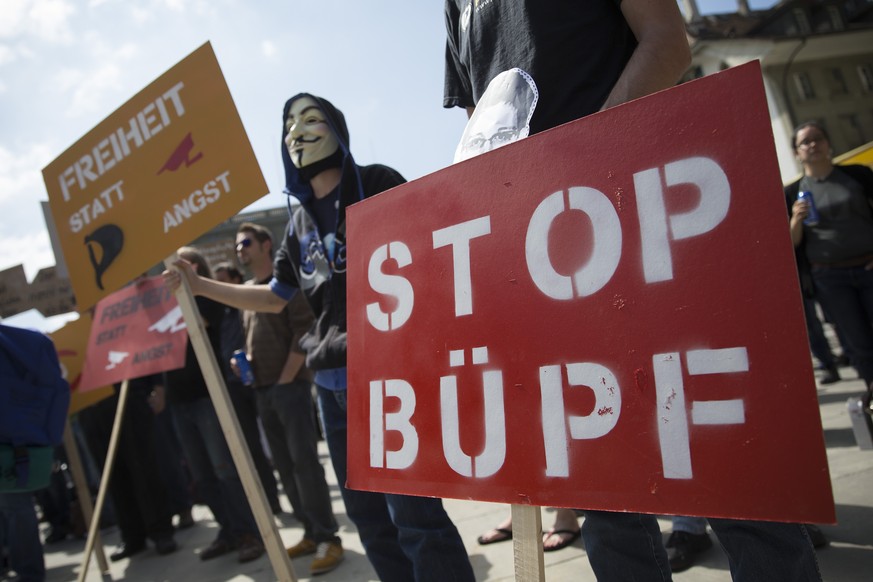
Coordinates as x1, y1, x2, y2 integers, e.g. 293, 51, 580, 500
346, 62, 834, 524
79, 276, 187, 391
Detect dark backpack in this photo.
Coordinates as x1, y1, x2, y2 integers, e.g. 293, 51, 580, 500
0, 323, 71, 490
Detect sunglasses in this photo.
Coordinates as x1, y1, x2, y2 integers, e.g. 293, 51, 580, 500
235, 238, 254, 252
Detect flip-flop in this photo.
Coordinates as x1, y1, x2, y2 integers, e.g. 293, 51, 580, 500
542, 529, 581, 552
477, 527, 513, 545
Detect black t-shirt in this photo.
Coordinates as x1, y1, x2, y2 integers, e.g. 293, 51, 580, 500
311, 188, 339, 238
444, 0, 636, 134
164, 296, 224, 403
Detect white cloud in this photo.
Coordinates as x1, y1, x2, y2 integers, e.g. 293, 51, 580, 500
160, 0, 186, 12
0, 144, 60, 280
73, 65, 123, 114
0, 0, 76, 68
55, 62, 123, 117
0, 143, 54, 205
28, 0, 77, 43
0, 0, 29, 39
53, 29, 139, 120
130, 5, 151, 23
0, 45, 14, 65
261, 40, 276, 58
0, 229, 54, 281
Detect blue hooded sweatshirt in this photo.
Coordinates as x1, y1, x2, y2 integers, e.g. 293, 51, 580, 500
270, 93, 405, 390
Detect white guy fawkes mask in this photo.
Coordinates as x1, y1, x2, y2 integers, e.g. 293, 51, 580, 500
284, 96, 340, 169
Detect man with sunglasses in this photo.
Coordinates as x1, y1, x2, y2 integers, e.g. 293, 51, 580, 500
229, 221, 343, 576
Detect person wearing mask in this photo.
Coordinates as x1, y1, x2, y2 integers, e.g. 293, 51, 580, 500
164, 95, 474, 582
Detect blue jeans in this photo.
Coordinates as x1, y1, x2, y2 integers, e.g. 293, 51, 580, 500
317, 387, 474, 582
813, 265, 873, 386
152, 405, 193, 516
0, 492, 45, 582
172, 397, 259, 543
582, 511, 821, 581
228, 379, 280, 513
672, 515, 707, 535
803, 296, 836, 369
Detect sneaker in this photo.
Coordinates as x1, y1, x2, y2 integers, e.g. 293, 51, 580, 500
286, 538, 317, 558
818, 366, 841, 385
666, 530, 712, 572
310, 540, 344, 575
237, 534, 265, 563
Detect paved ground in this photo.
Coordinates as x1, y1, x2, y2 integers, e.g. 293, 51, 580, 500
27, 369, 873, 581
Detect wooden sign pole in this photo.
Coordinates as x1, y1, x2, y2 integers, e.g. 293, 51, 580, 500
77, 380, 129, 582
63, 420, 111, 580
166, 254, 297, 581
512, 504, 545, 582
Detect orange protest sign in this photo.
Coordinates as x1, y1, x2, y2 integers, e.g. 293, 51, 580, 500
50, 314, 113, 415
43, 42, 268, 311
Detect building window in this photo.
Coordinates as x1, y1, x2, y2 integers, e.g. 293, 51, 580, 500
827, 67, 848, 97
793, 72, 816, 101
793, 8, 812, 35
859, 64, 873, 94
826, 6, 844, 31
837, 114, 867, 150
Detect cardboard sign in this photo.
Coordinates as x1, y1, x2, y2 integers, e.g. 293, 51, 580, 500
43, 42, 268, 311
0, 265, 76, 318
346, 62, 835, 524
51, 315, 114, 415
79, 276, 187, 391
0, 264, 28, 317
28, 266, 76, 317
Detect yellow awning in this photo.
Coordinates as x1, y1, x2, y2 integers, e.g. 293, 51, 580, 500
784, 140, 873, 186
834, 140, 873, 168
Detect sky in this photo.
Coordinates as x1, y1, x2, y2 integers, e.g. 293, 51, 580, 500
0, 0, 780, 330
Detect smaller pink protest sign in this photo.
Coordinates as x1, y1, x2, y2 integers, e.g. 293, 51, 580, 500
79, 276, 187, 391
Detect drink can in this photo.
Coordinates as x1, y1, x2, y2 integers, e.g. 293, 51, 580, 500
798, 191, 820, 226
232, 349, 255, 386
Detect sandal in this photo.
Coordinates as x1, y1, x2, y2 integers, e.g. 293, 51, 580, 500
542, 528, 581, 552
477, 527, 513, 545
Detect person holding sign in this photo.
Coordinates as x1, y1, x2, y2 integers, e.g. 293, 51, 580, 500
163, 247, 265, 564
164, 94, 475, 582
444, 1, 822, 581
212, 261, 284, 517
